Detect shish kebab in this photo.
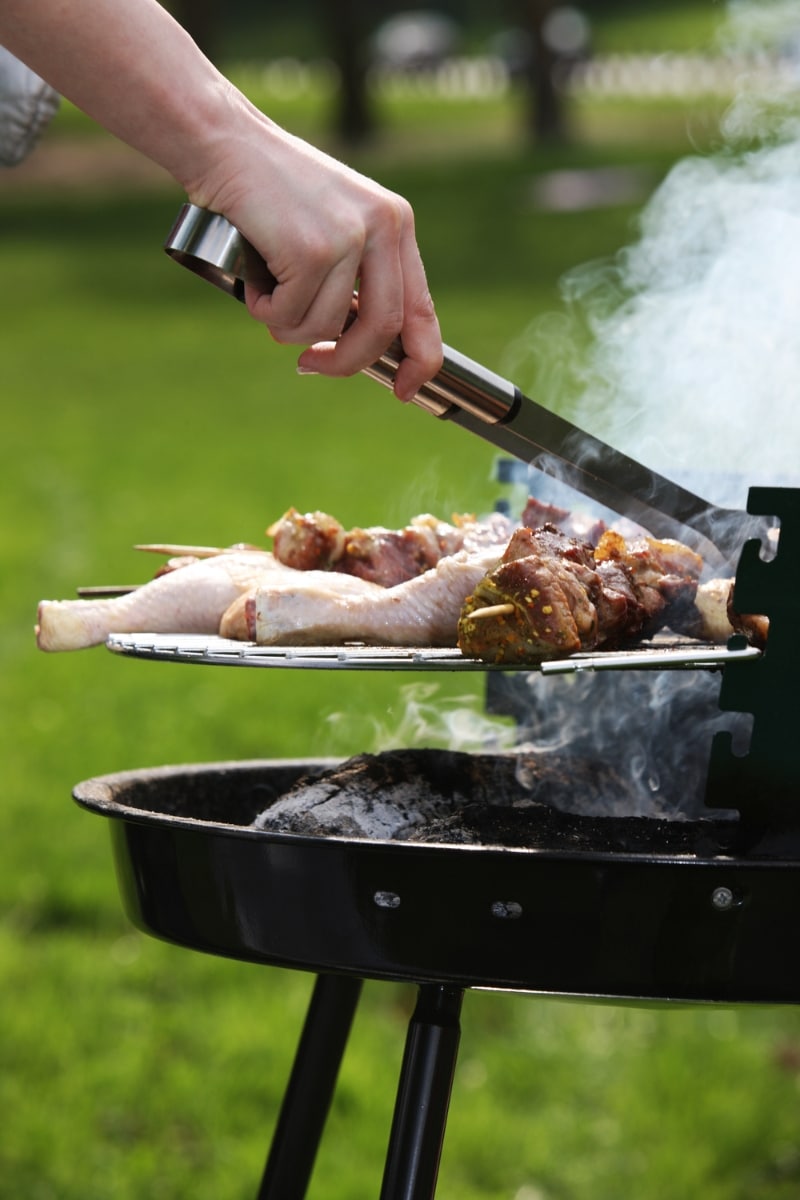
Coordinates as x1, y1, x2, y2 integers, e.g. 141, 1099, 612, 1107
35, 504, 766, 660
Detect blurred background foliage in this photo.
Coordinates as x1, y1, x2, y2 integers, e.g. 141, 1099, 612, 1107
4, 2, 800, 1198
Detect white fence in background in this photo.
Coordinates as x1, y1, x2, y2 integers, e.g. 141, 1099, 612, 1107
570, 52, 797, 99
243, 52, 799, 103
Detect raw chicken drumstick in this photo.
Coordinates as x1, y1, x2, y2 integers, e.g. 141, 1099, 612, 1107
36, 551, 280, 651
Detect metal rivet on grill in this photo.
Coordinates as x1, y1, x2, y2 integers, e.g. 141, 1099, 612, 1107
711, 886, 736, 911
491, 900, 523, 920
373, 891, 401, 909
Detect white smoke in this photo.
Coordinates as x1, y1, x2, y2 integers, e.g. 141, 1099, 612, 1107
518, 0, 800, 510
325, 681, 518, 755
486, 1, 799, 821
327, 4, 800, 824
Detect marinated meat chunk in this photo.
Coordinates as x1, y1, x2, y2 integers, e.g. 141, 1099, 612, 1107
458, 525, 704, 664
267, 508, 346, 571
267, 508, 514, 586
335, 522, 443, 585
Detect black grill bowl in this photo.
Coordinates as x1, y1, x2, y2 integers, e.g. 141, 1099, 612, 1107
73, 758, 800, 1003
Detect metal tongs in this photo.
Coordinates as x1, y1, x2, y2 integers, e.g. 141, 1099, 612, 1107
164, 203, 766, 571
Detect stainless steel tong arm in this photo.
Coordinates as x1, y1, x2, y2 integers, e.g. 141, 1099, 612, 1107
164, 204, 764, 569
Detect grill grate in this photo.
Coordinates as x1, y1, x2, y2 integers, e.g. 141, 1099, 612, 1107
105, 631, 760, 673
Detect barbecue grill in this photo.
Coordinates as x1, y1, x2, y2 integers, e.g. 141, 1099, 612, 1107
67, 209, 800, 1198
71, 478, 800, 1200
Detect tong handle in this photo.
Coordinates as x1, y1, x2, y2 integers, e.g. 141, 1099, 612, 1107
164, 204, 761, 569
164, 203, 515, 423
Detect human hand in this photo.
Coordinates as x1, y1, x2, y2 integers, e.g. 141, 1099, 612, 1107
190, 118, 443, 401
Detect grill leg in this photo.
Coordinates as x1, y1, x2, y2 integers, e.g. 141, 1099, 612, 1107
379, 984, 464, 1200
257, 972, 363, 1200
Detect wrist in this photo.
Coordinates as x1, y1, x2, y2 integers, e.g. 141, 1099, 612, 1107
164, 75, 277, 208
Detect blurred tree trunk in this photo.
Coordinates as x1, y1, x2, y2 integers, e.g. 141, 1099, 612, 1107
171, 0, 379, 145
171, 0, 221, 63
322, 0, 375, 145
518, 0, 568, 145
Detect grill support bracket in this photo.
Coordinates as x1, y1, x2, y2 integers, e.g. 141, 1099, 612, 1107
706, 487, 800, 850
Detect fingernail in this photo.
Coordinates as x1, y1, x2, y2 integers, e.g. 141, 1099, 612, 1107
296, 366, 319, 376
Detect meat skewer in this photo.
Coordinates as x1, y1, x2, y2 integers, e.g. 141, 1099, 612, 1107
268, 508, 515, 584
35, 504, 767, 659
457, 526, 705, 664
457, 525, 767, 664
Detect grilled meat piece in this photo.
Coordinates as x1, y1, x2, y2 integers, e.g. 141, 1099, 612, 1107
336, 522, 445, 585
638, 575, 769, 649
683, 577, 769, 649
521, 496, 607, 546
593, 529, 703, 638
267, 509, 346, 571
268, 508, 514, 587
458, 526, 703, 664
729, 603, 769, 648
457, 528, 604, 662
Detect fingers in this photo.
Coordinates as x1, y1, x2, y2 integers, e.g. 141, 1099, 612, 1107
391, 222, 444, 400
244, 249, 358, 347
233, 166, 442, 396
296, 209, 443, 400
296, 232, 405, 378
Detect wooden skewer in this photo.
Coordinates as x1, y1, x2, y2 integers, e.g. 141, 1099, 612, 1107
466, 602, 515, 620
134, 542, 264, 557
77, 585, 139, 597
77, 541, 267, 595
134, 543, 228, 557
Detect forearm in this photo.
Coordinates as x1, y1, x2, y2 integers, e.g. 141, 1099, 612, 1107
0, 0, 265, 196
0, 0, 443, 392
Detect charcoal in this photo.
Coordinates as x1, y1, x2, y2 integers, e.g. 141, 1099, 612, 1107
405, 801, 722, 853
251, 748, 651, 844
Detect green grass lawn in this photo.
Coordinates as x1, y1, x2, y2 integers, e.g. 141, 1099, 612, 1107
3, 47, 800, 1200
